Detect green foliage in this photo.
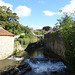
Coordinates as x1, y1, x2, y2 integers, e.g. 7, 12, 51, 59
34, 29, 46, 35
17, 38, 23, 44
25, 33, 34, 38
13, 49, 21, 56
0, 6, 19, 21
58, 14, 75, 72
34, 30, 40, 35
59, 15, 73, 29
40, 29, 46, 35
19, 35, 25, 38
42, 35, 44, 39
13, 49, 28, 57
0, 6, 31, 35
50, 32, 57, 42
17, 38, 29, 45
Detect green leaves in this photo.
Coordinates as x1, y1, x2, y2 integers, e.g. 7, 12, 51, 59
50, 31, 57, 42
0, 6, 31, 35
41, 29, 46, 35
58, 13, 75, 71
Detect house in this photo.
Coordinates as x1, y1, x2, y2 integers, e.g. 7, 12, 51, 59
0, 25, 14, 60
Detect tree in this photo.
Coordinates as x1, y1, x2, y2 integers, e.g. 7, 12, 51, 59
0, 6, 31, 35
0, 6, 19, 21
43, 26, 51, 31
58, 15, 73, 29
58, 13, 75, 72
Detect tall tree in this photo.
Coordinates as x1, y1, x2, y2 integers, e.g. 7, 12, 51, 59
0, 6, 31, 35
58, 14, 75, 72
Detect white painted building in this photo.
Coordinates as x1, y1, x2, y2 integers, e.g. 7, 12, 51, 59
0, 25, 14, 60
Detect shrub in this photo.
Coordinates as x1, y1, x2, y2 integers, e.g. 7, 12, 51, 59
13, 49, 21, 56
17, 38, 30, 46
13, 49, 28, 57
58, 14, 75, 73
25, 33, 34, 38
19, 35, 25, 38
17, 38, 23, 43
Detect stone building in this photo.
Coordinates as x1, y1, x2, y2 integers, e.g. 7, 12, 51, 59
0, 25, 14, 60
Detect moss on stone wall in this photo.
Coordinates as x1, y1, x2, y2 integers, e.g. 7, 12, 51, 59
50, 31, 57, 42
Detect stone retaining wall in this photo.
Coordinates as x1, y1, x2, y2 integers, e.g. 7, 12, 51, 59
44, 31, 66, 58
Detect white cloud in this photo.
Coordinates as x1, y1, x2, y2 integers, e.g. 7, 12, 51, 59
29, 24, 42, 29
0, 0, 13, 10
43, 0, 75, 16
0, 0, 31, 17
43, 11, 56, 16
62, 0, 75, 13
14, 6, 31, 17
43, 11, 61, 16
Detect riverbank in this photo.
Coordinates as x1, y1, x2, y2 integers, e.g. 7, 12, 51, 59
0, 39, 71, 75
0, 57, 70, 75
0, 57, 21, 72
0, 58, 32, 75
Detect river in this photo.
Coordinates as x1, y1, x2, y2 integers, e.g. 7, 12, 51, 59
0, 47, 70, 75
24, 48, 69, 75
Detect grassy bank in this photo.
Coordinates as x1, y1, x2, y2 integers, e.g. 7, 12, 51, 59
14, 34, 39, 57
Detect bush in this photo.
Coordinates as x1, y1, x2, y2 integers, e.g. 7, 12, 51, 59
17, 38, 23, 43
17, 38, 30, 46
13, 49, 21, 56
25, 33, 34, 38
58, 14, 75, 73
19, 35, 25, 38
22, 39, 29, 45
13, 49, 28, 57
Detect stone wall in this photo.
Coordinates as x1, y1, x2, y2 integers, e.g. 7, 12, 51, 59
0, 36, 14, 60
44, 31, 66, 58
14, 41, 24, 51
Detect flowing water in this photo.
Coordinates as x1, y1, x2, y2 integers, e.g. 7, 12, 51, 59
0, 48, 69, 75
24, 48, 68, 75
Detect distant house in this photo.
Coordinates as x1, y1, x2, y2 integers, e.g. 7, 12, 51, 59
0, 25, 14, 60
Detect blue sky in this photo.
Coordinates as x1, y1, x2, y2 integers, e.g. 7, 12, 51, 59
0, 0, 74, 29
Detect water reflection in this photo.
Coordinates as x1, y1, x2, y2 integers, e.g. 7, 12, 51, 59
28, 48, 44, 58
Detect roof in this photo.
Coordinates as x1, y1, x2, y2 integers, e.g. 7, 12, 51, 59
0, 28, 14, 36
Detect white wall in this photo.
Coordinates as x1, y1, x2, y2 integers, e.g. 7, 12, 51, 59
0, 36, 14, 60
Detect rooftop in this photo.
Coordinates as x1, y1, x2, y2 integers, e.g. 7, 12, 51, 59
0, 26, 14, 36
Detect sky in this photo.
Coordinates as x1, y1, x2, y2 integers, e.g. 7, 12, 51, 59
0, 0, 75, 29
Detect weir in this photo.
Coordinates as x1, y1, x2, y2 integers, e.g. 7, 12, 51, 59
23, 47, 69, 75
24, 58, 67, 75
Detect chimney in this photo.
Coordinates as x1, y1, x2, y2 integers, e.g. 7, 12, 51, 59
0, 25, 3, 29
